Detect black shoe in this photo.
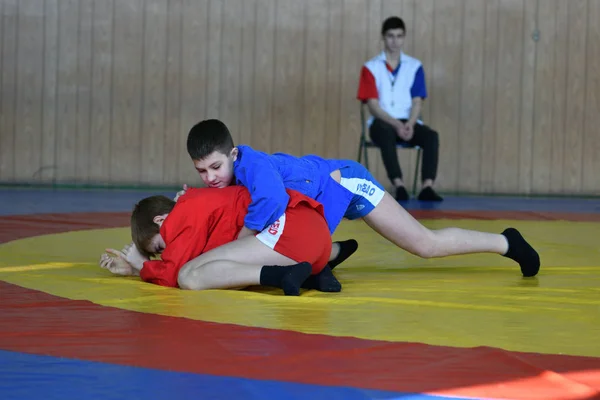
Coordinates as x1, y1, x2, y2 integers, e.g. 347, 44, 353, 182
417, 186, 443, 201
395, 186, 409, 201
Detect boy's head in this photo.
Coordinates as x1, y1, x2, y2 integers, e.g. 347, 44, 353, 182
186, 119, 238, 188
130, 195, 175, 258
381, 16, 406, 54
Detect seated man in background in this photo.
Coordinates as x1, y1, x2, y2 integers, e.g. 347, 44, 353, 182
357, 16, 443, 202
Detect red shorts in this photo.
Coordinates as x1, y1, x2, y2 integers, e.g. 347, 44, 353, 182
255, 202, 332, 275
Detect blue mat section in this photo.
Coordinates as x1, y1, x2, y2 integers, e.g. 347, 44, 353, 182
0, 188, 598, 216
401, 195, 600, 213
0, 350, 469, 400
0, 188, 174, 216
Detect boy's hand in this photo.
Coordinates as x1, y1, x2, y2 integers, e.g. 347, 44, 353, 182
400, 123, 414, 140
121, 243, 148, 271
174, 184, 189, 201
99, 249, 138, 276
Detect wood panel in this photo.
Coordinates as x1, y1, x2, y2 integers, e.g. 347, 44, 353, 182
430, 0, 462, 191
322, 0, 343, 161
479, 0, 499, 193
518, 0, 537, 194
55, 0, 79, 182
140, 0, 167, 184
531, 0, 556, 193
0, 0, 598, 196
178, 0, 208, 184
75, 0, 93, 183
88, 0, 113, 183
162, 0, 182, 184
338, 0, 368, 162
582, 0, 600, 193
40, 0, 58, 181
563, 0, 588, 193
14, 0, 44, 181
457, 0, 485, 193
238, 0, 256, 148
302, 0, 329, 156
494, 0, 524, 194
219, 0, 243, 142
110, 0, 144, 183
549, 0, 569, 194
0, 0, 17, 181
251, 0, 276, 155
272, 0, 305, 156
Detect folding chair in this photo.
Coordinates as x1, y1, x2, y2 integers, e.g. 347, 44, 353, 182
357, 101, 422, 196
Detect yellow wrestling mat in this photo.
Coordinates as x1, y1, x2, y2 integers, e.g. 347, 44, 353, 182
1, 219, 599, 358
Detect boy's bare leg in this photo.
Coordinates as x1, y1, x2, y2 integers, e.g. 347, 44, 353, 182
181, 260, 262, 290
364, 192, 507, 256
178, 235, 311, 294
326, 168, 359, 270
363, 192, 540, 276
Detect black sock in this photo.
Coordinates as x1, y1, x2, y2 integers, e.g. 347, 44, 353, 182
299, 239, 358, 292
329, 239, 359, 270
301, 266, 342, 292
259, 262, 312, 296
501, 228, 540, 277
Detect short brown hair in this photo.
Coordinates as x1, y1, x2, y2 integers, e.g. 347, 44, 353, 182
187, 119, 235, 160
130, 195, 175, 258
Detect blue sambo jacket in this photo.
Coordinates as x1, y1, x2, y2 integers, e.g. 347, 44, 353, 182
233, 145, 355, 234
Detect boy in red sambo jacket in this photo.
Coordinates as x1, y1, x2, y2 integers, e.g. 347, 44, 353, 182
100, 186, 351, 296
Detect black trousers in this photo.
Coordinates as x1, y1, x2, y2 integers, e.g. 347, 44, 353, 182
369, 118, 439, 185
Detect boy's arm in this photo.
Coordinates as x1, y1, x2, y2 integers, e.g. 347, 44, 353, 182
140, 227, 202, 287
236, 161, 290, 232
140, 239, 185, 287
140, 208, 211, 288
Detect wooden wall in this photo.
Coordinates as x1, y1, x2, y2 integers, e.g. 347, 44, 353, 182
1, 0, 599, 195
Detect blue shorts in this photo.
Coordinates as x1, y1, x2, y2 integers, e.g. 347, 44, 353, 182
337, 161, 385, 220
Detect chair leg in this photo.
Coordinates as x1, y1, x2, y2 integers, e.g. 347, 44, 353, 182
413, 148, 422, 196
364, 144, 370, 171
357, 140, 363, 163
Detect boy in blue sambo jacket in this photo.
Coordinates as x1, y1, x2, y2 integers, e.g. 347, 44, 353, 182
177, 119, 540, 288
